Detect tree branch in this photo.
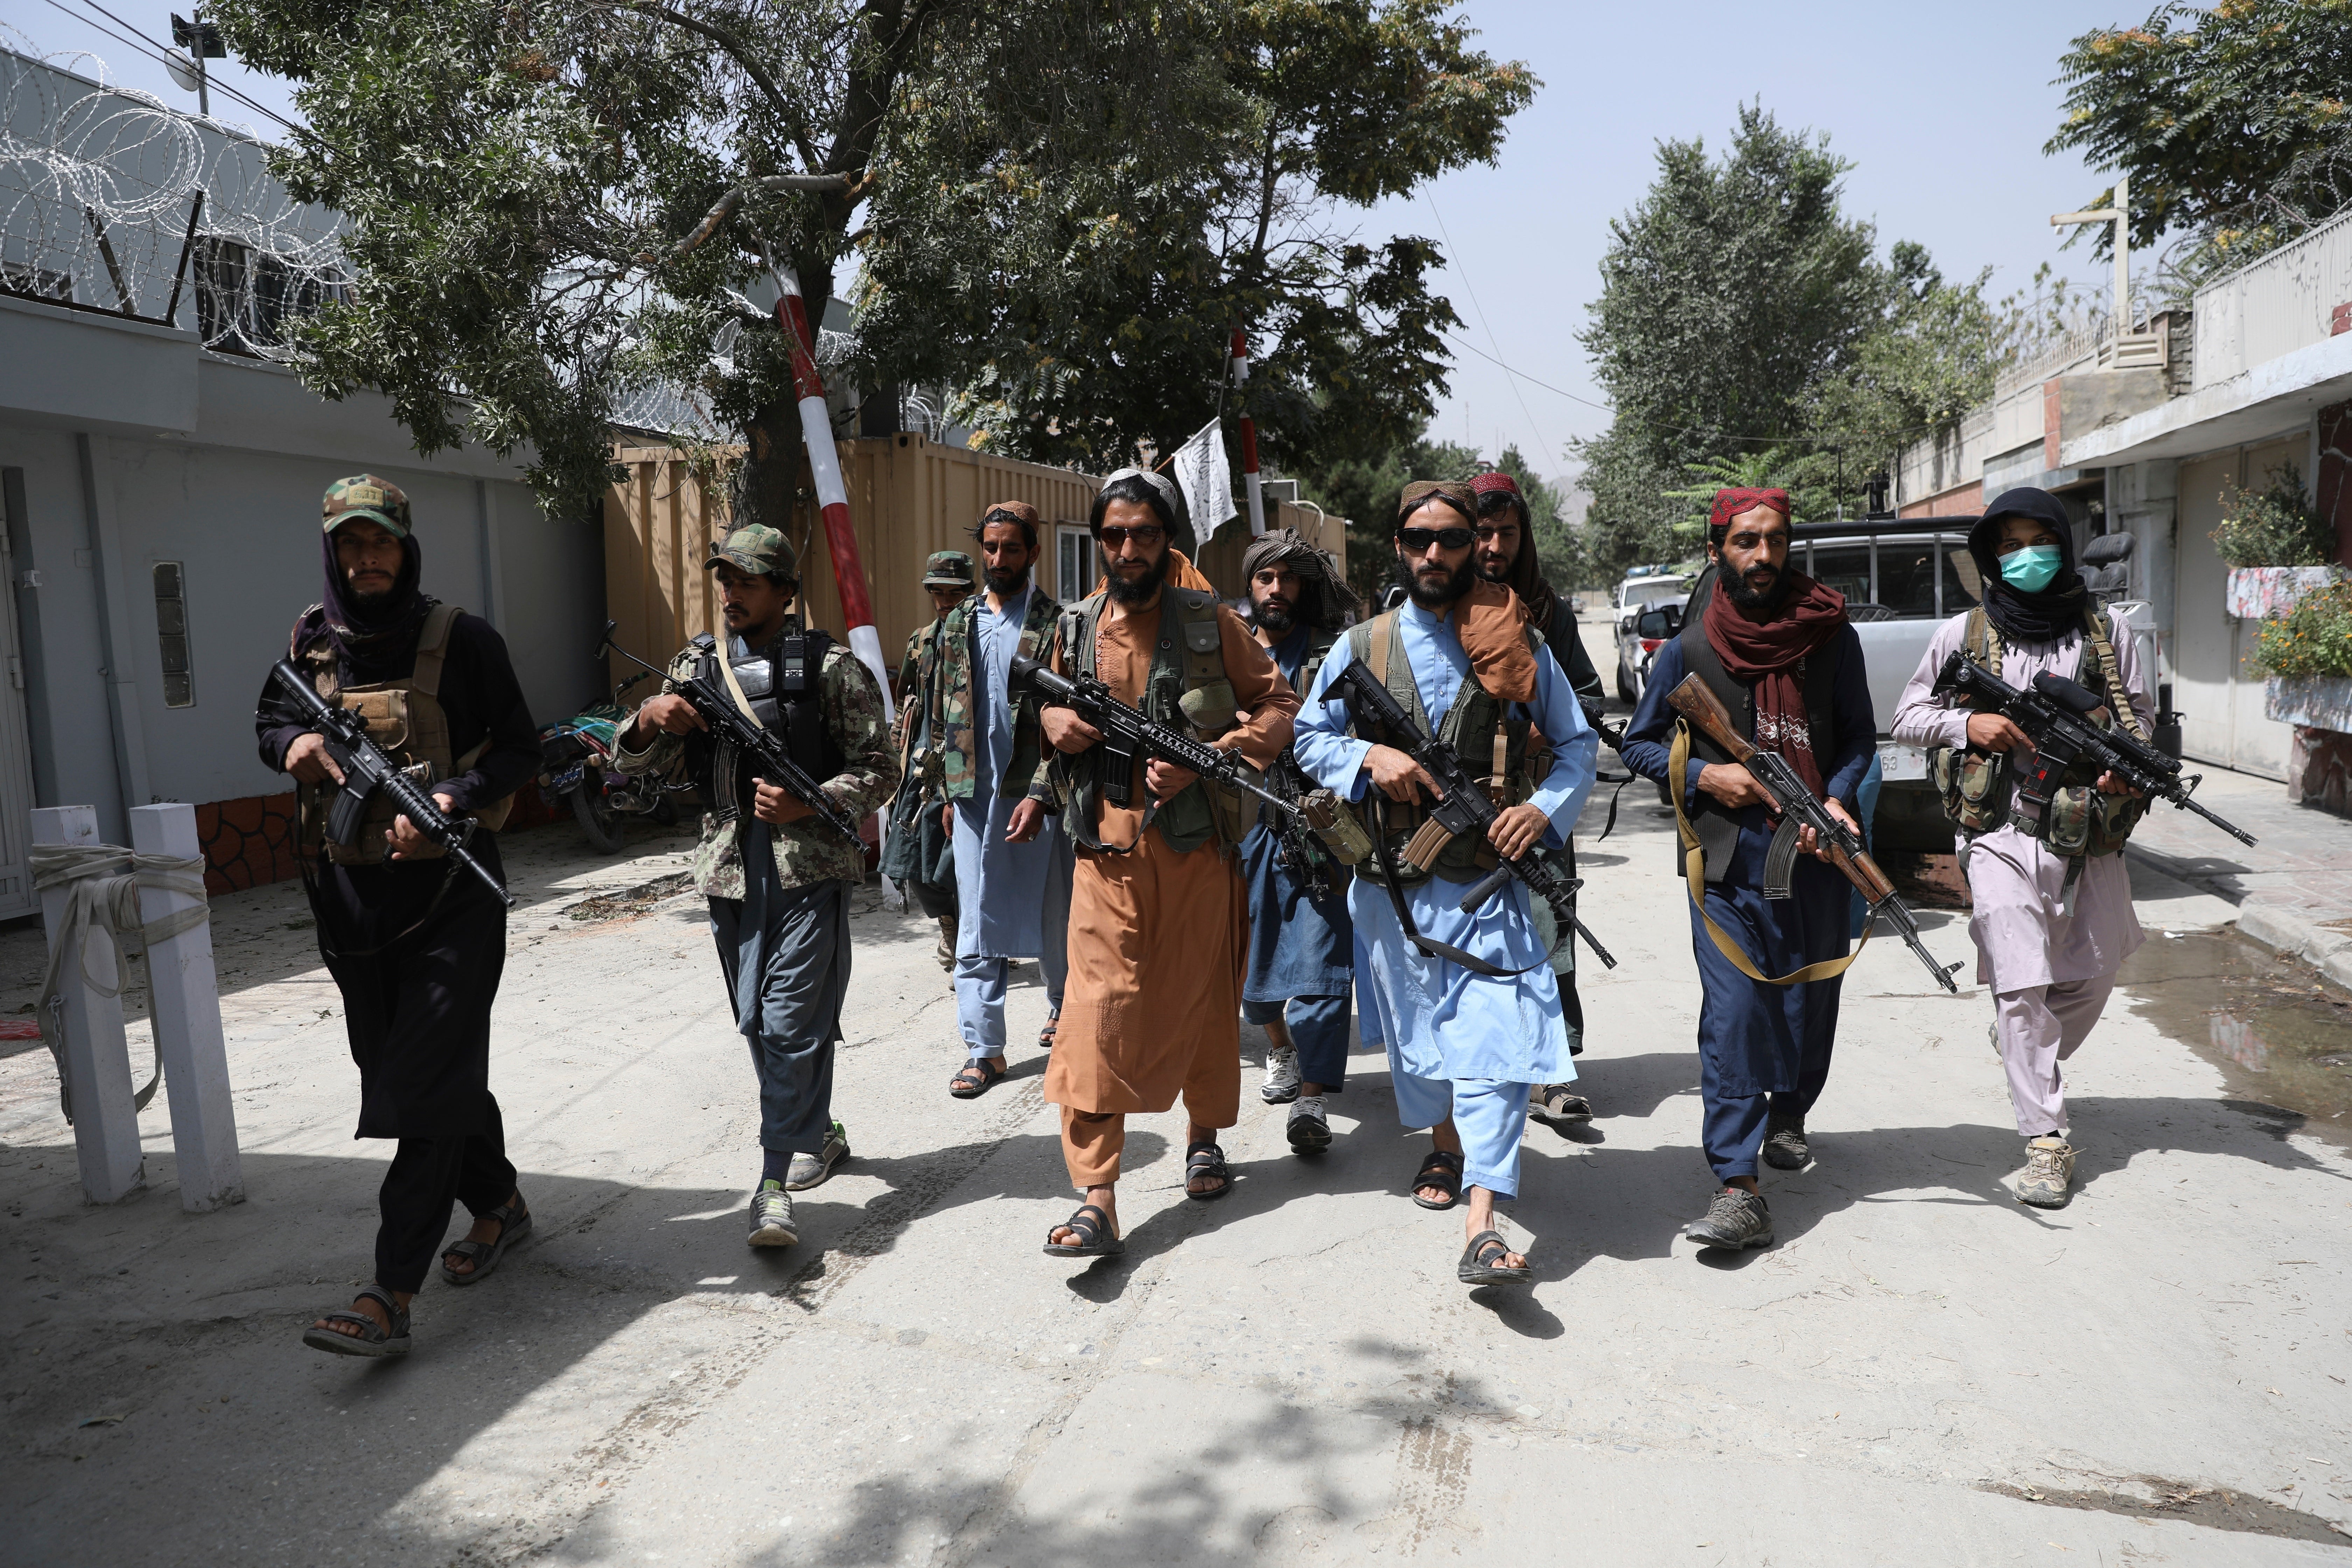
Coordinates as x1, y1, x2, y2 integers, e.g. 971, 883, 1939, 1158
588, 0, 800, 129
653, 173, 858, 264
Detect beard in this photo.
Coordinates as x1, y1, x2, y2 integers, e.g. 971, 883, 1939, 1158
1253, 596, 1295, 635
1722, 559, 1793, 614
1103, 545, 1170, 605
1399, 554, 1475, 610
984, 564, 1030, 595
1475, 552, 1514, 586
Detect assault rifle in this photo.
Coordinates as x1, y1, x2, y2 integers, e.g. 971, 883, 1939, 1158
1933, 652, 2258, 848
597, 621, 866, 846
1330, 660, 1617, 971
1010, 654, 1300, 821
1664, 674, 1958, 993
1266, 752, 1348, 900
267, 660, 515, 907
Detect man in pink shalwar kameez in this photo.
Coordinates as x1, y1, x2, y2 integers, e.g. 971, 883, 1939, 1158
1891, 488, 2151, 1209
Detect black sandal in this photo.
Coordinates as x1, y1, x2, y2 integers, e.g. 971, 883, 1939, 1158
1411, 1149, 1464, 1210
440, 1197, 532, 1287
1458, 1229, 1533, 1286
301, 1283, 412, 1358
1043, 1203, 1124, 1257
949, 1058, 1006, 1099
1038, 1013, 1058, 1051
1528, 1084, 1594, 1135
1184, 1139, 1231, 1201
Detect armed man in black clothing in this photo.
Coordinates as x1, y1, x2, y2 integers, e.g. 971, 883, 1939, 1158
259, 476, 540, 1360
1467, 471, 1610, 1129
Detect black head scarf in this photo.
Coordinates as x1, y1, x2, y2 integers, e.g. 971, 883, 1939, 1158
1969, 487, 2085, 645
312, 524, 435, 682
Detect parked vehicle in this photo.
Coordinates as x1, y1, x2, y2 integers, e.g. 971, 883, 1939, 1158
1613, 571, 1691, 700
1625, 601, 1685, 704
538, 671, 695, 852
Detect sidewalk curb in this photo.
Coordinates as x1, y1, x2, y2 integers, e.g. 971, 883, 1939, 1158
2236, 902, 2352, 990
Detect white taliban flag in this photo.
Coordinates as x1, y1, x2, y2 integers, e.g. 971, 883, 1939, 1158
1169, 418, 1237, 547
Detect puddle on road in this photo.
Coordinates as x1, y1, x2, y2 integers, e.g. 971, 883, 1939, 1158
2118, 930, 2352, 1146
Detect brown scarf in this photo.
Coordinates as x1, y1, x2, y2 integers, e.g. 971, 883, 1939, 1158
1700, 568, 1847, 797
1450, 580, 1538, 703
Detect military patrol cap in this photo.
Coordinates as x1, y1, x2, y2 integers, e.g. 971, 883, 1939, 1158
705, 523, 798, 581
922, 550, 976, 588
321, 474, 411, 538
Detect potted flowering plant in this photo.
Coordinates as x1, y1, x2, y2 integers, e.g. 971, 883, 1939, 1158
2216, 466, 2342, 617
2256, 578, 2352, 813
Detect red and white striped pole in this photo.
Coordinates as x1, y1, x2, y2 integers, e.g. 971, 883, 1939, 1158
773, 263, 893, 723
1230, 327, 1267, 538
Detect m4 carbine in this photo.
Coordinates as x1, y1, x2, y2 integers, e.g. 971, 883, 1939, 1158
1932, 651, 2258, 848
1330, 659, 1616, 970
598, 622, 866, 846
267, 660, 516, 907
1664, 673, 1958, 993
1010, 654, 1299, 821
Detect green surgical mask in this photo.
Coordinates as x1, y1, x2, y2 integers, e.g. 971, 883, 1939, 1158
2000, 545, 2063, 594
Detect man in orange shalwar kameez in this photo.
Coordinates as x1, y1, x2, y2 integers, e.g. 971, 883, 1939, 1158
1026, 467, 1299, 1257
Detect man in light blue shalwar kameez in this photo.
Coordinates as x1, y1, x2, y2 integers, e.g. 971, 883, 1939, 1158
1295, 480, 1597, 1286
944, 505, 1074, 1094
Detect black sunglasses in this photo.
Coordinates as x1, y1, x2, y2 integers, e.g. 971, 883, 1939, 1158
1098, 524, 1166, 547
1398, 525, 1474, 553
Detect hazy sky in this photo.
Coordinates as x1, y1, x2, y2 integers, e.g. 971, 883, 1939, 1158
13, 0, 2151, 486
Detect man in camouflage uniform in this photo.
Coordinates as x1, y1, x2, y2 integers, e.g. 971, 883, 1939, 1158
935, 501, 1073, 1098
610, 525, 895, 1247
883, 551, 975, 970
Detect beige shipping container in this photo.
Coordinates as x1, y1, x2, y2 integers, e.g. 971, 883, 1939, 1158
603, 437, 1349, 699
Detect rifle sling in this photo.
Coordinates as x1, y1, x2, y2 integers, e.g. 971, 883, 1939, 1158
1667, 718, 1868, 987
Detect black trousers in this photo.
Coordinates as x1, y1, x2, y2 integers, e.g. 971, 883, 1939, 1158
374, 1094, 518, 1293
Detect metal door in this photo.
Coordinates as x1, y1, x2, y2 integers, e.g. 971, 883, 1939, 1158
2175, 444, 2298, 780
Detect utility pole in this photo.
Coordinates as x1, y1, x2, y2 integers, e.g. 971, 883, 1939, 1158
2052, 174, 2132, 349
170, 10, 224, 117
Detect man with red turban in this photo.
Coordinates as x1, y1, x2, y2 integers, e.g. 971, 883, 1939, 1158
1618, 488, 1876, 1253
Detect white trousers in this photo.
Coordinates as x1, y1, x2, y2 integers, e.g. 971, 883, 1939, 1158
1992, 973, 2118, 1138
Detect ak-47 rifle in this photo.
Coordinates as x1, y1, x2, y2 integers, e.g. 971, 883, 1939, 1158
1010, 654, 1300, 821
1664, 674, 1958, 993
597, 621, 866, 846
1330, 659, 1617, 972
1933, 652, 2258, 848
267, 660, 515, 907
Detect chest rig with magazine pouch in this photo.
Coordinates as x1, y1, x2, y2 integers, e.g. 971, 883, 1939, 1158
694, 618, 845, 829
1926, 605, 2146, 911
1050, 587, 1262, 854
290, 603, 514, 864
1342, 609, 1549, 887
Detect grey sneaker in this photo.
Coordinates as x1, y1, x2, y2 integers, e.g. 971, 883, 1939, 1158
2015, 1135, 2076, 1209
747, 1180, 797, 1247
1287, 1095, 1332, 1154
1685, 1187, 1774, 1250
1260, 1046, 1301, 1104
1761, 1113, 1809, 1170
786, 1121, 850, 1191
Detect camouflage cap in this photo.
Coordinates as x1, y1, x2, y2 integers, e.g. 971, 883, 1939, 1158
321, 474, 411, 538
922, 550, 976, 588
705, 524, 797, 580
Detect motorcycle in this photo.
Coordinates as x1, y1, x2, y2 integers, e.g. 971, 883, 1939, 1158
537, 671, 696, 852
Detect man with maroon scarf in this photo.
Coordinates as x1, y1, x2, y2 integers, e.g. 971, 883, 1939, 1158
1619, 488, 1875, 1252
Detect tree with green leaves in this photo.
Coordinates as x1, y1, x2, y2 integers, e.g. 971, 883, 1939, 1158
2047, 0, 2352, 277
212, 0, 1531, 537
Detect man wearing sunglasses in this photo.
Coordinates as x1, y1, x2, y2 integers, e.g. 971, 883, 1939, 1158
1036, 469, 1299, 1259
1467, 471, 1611, 1134
1293, 481, 1598, 1288
931, 502, 1074, 1098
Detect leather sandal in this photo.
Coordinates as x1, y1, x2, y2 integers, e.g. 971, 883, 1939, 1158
440, 1197, 531, 1287
1411, 1149, 1464, 1211
949, 1058, 1006, 1099
1043, 1202, 1124, 1258
302, 1284, 412, 1358
1457, 1230, 1533, 1286
1184, 1140, 1231, 1201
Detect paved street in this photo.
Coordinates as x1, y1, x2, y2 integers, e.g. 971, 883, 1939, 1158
6, 706, 2351, 1566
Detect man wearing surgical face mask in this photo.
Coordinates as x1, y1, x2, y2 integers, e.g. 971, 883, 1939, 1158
1891, 488, 2153, 1212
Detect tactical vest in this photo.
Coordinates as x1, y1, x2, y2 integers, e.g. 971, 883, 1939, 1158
1674, 623, 1839, 886
1052, 586, 1255, 855
1343, 608, 1546, 887
696, 620, 846, 829
290, 603, 514, 865
1926, 606, 2146, 859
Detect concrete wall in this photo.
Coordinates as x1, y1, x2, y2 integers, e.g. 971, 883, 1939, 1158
0, 295, 602, 861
